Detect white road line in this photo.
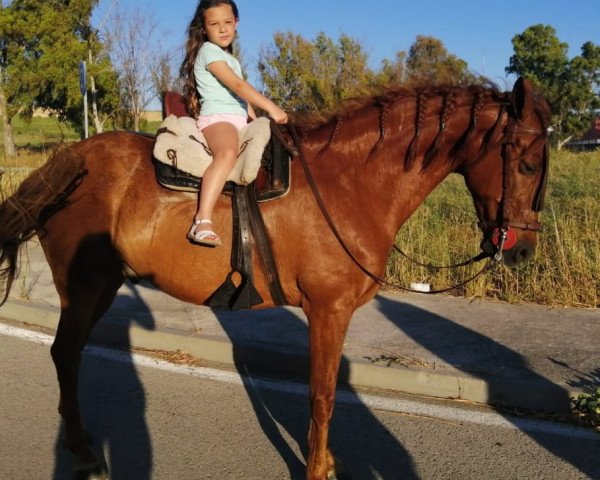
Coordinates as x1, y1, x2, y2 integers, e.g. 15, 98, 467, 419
1, 323, 597, 441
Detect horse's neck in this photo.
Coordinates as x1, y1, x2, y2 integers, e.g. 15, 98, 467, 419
301, 123, 453, 244
299, 95, 505, 249
296, 144, 444, 264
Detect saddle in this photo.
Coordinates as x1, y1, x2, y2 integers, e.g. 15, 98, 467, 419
155, 91, 299, 310
155, 91, 297, 202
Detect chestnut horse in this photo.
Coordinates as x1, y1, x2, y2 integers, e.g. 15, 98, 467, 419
0, 78, 550, 479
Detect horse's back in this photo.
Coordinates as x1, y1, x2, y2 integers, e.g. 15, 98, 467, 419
74, 131, 155, 179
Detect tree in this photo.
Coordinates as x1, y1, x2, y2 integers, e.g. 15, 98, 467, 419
259, 32, 474, 114
258, 32, 315, 111
80, 3, 120, 134
405, 35, 473, 85
0, 6, 17, 158
506, 24, 600, 148
258, 31, 377, 113
0, 63, 16, 158
378, 51, 407, 86
0, 1, 39, 157
85, 32, 120, 134
0, 0, 119, 147
103, 3, 163, 131
153, 51, 181, 115
562, 42, 600, 138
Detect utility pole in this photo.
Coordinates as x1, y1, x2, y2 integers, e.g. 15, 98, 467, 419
80, 61, 88, 139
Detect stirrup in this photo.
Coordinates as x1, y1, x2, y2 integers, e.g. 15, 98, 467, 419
187, 219, 222, 247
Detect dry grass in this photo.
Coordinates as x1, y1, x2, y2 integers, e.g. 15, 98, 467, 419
1, 152, 48, 198
387, 149, 600, 308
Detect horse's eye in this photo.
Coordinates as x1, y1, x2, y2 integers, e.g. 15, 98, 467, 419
519, 161, 537, 175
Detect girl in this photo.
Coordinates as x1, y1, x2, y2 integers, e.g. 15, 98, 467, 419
180, 0, 288, 247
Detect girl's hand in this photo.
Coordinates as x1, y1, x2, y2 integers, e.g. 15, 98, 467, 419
269, 106, 288, 124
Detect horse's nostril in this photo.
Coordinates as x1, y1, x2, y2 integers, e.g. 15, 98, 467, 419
518, 247, 532, 261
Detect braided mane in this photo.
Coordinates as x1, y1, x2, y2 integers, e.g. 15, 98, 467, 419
292, 82, 513, 171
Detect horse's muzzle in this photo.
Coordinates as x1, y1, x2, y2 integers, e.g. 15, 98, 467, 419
480, 233, 536, 267
503, 238, 536, 266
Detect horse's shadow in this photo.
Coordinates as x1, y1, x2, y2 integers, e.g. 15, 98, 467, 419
52, 281, 155, 480
375, 295, 600, 479
214, 294, 600, 479
49, 281, 417, 479
213, 306, 419, 480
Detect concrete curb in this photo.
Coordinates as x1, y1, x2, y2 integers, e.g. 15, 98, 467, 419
0, 299, 579, 413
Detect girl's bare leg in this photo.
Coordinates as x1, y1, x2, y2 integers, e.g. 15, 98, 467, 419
190, 122, 239, 243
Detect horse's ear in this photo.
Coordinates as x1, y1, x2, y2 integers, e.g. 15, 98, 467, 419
511, 77, 533, 119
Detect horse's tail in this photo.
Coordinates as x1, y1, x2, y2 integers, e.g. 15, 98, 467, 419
0, 147, 87, 306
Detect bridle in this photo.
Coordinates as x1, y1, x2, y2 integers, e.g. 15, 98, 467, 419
278, 104, 549, 294
477, 112, 549, 260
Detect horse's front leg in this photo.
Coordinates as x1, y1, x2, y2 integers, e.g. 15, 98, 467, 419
304, 302, 353, 480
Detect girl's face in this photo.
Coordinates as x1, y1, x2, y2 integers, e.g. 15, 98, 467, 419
203, 4, 238, 49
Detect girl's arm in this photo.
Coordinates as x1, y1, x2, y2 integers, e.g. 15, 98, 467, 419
207, 61, 287, 123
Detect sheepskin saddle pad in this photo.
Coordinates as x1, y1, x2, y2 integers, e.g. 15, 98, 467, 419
153, 115, 272, 189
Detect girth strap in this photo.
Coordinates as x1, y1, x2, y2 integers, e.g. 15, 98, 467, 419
207, 182, 287, 310
245, 182, 288, 306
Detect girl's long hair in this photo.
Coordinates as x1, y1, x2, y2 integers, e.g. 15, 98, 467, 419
180, 0, 239, 118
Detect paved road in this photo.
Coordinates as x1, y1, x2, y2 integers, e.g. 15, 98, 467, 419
1, 325, 599, 480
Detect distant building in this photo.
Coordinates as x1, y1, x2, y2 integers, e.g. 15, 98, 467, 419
566, 118, 600, 151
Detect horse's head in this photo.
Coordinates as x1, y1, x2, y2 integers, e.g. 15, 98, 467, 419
463, 78, 551, 267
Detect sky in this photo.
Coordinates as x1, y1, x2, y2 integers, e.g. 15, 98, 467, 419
93, 0, 600, 108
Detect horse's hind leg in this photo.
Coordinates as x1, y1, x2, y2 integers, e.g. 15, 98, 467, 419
49, 243, 124, 469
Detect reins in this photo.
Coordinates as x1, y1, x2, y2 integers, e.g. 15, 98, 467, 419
393, 245, 489, 269
286, 123, 494, 294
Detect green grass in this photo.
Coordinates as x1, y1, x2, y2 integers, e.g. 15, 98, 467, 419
143, 120, 162, 133
572, 386, 600, 431
0, 115, 80, 169
2, 117, 599, 307
1, 115, 80, 149
0, 114, 162, 152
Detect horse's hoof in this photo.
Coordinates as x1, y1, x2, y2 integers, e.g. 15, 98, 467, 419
327, 455, 350, 480
74, 461, 109, 480
73, 448, 109, 480
88, 472, 110, 480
